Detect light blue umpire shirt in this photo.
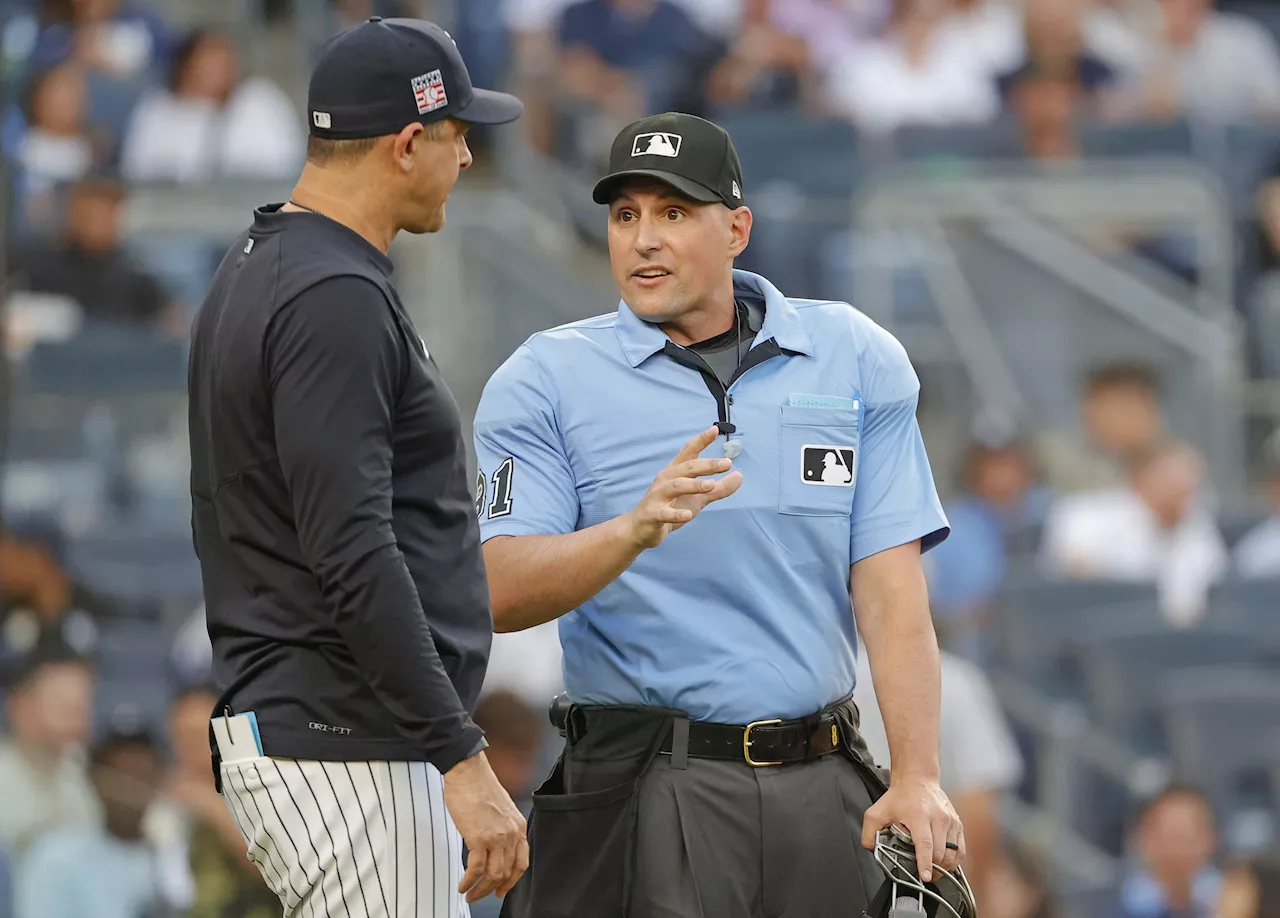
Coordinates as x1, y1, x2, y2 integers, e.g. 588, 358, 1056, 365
473, 270, 949, 724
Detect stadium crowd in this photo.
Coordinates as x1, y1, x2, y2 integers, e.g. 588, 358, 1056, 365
0, 0, 1279, 916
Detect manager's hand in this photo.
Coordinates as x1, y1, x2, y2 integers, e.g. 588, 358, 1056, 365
861, 775, 965, 881
443, 751, 529, 902
625, 426, 744, 549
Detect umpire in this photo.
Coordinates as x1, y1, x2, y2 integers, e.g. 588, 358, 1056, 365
188, 18, 528, 915
473, 112, 964, 918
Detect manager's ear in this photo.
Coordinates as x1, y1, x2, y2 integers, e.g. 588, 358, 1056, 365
392, 122, 426, 174
728, 205, 753, 259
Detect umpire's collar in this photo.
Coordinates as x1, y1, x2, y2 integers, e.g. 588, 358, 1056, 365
615, 270, 814, 368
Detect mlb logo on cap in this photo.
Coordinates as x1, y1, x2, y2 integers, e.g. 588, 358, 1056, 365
632, 132, 681, 158
412, 69, 448, 115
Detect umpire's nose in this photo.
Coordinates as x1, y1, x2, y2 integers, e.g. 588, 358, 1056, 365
459, 134, 473, 171
634, 211, 663, 257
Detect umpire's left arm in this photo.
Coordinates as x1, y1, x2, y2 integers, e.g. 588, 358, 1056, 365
844, 327, 964, 882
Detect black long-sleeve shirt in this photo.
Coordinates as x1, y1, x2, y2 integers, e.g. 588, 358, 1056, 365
188, 204, 491, 772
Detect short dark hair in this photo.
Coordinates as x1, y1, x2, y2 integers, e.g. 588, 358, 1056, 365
169, 27, 229, 94
1085, 361, 1161, 397
1131, 782, 1212, 830
90, 728, 159, 770
9, 633, 93, 692
306, 119, 450, 166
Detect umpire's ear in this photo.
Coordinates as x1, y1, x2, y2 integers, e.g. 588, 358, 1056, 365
726, 205, 752, 259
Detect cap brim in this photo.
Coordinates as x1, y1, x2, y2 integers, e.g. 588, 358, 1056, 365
454, 88, 524, 125
592, 169, 723, 205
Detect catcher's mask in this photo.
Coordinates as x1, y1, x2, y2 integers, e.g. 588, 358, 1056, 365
866, 825, 978, 918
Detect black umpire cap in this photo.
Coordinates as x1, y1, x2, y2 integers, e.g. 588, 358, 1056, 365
307, 17, 523, 140
593, 112, 745, 209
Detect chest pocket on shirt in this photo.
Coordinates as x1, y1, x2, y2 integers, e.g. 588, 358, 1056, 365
777, 404, 861, 516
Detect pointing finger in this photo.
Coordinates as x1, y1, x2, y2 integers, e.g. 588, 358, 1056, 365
672, 427, 720, 465
913, 824, 935, 883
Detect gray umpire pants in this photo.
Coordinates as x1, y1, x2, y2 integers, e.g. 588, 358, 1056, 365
631, 752, 886, 918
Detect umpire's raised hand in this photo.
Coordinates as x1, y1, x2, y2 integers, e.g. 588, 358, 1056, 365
444, 751, 530, 902
625, 426, 744, 549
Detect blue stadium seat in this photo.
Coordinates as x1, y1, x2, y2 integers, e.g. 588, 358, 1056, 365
1206, 577, 1280, 634
718, 113, 861, 196
65, 528, 201, 605
1077, 628, 1279, 732
891, 122, 1020, 162
995, 578, 1162, 672
1158, 666, 1280, 809
21, 326, 187, 397
1079, 120, 1194, 159
1206, 123, 1280, 215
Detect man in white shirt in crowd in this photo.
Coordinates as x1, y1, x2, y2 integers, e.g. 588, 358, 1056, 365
0, 642, 101, 858
1126, 0, 1280, 121
1039, 439, 1228, 626
1233, 428, 1280, 578
854, 648, 1023, 907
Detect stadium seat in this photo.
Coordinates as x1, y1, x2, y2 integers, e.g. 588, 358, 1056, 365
995, 578, 1162, 673
718, 113, 862, 197
1157, 666, 1280, 809
21, 326, 187, 397
1079, 120, 1194, 159
1206, 577, 1280, 635
1077, 628, 1280, 732
891, 122, 1020, 162
64, 528, 201, 606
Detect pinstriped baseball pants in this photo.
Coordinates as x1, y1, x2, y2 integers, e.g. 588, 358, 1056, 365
220, 757, 469, 918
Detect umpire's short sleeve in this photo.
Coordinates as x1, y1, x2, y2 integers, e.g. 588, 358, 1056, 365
474, 344, 579, 540
849, 322, 949, 564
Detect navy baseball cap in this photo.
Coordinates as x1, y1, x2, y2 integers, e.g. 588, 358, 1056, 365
307, 17, 523, 140
593, 112, 745, 209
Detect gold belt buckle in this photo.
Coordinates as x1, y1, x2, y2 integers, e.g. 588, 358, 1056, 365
743, 719, 783, 767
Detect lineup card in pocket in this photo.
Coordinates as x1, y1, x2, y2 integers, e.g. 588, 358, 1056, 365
788, 393, 859, 411
210, 711, 263, 764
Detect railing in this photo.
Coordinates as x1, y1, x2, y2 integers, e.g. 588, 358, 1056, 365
852, 160, 1250, 498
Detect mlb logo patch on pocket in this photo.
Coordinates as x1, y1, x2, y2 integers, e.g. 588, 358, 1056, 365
801, 445, 855, 487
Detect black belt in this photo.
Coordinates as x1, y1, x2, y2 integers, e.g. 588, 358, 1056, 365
659, 713, 843, 767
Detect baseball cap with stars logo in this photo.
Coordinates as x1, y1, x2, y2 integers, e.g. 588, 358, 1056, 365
307, 17, 523, 140
593, 112, 746, 209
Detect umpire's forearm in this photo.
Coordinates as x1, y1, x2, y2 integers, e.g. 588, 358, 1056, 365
851, 541, 942, 781
483, 517, 643, 632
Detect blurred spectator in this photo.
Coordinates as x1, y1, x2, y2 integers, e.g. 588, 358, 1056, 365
15, 728, 176, 918
985, 843, 1061, 918
1040, 440, 1227, 625
1040, 361, 1169, 490
768, 0, 889, 86
997, 0, 1118, 117
6, 176, 176, 329
854, 648, 1024, 906
1216, 851, 1280, 918
1249, 166, 1280, 379
1232, 429, 1280, 578
943, 0, 1023, 75
1113, 785, 1221, 918
0, 527, 73, 620
145, 685, 276, 918
0, 641, 100, 857
9, 62, 102, 233
473, 690, 543, 809
926, 432, 1052, 653
554, 0, 709, 164
27, 0, 170, 82
1122, 0, 1280, 122
826, 0, 999, 135
705, 0, 811, 113
120, 28, 302, 183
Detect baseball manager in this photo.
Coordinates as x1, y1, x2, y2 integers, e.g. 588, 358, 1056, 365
188, 17, 527, 917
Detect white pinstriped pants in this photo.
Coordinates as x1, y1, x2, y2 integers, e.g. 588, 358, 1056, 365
220, 757, 469, 918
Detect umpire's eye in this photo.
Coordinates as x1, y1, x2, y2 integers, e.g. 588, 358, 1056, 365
665, 208, 684, 221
